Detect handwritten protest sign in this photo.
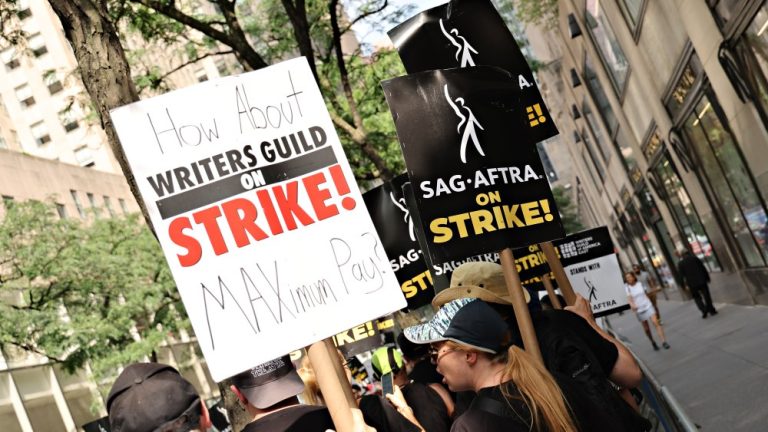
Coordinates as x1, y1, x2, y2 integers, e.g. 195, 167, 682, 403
383, 67, 564, 265
111, 57, 405, 381
556, 227, 628, 317
363, 174, 434, 309
389, 0, 558, 145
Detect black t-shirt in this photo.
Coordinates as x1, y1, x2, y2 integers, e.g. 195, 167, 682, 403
401, 382, 451, 432
240, 405, 334, 432
451, 377, 614, 432
359, 395, 421, 432
408, 359, 444, 385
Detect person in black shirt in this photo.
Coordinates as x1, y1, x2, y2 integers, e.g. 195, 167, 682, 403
404, 298, 613, 431
431, 262, 651, 431
230, 355, 339, 432
370, 346, 453, 432
677, 248, 717, 318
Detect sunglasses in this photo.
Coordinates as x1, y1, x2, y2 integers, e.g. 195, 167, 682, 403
428, 347, 460, 364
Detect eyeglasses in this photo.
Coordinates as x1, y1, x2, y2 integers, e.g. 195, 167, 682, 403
429, 347, 460, 365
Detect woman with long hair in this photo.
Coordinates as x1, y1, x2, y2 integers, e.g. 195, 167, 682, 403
625, 271, 669, 351
404, 298, 615, 432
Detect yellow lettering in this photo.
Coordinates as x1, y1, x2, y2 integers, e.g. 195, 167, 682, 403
522, 201, 543, 225
470, 209, 496, 235
448, 213, 471, 238
503, 204, 525, 227
430, 218, 453, 243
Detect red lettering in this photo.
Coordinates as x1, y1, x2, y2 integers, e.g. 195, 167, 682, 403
271, 180, 314, 230
256, 189, 284, 235
193, 206, 228, 256
168, 216, 202, 267
302, 171, 338, 221
221, 198, 268, 247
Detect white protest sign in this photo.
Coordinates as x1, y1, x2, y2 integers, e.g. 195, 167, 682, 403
564, 254, 628, 316
556, 227, 629, 317
110, 57, 405, 381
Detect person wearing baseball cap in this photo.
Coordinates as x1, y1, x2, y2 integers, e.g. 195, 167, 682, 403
230, 355, 336, 432
429, 262, 650, 431
404, 298, 615, 432
107, 362, 212, 432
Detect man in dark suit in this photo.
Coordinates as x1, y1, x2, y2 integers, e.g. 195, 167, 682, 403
677, 248, 717, 318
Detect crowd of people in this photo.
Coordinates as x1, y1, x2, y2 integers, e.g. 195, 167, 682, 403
105, 260, 679, 432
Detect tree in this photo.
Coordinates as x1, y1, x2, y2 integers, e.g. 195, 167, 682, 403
552, 185, 585, 234
507, 0, 558, 28
0, 201, 186, 386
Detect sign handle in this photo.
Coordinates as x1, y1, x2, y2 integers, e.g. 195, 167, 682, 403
541, 275, 562, 309
499, 248, 544, 365
307, 338, 360, 432
539, 241, 576, 305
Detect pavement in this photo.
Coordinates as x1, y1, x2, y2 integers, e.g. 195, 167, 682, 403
606, 299, 768, 432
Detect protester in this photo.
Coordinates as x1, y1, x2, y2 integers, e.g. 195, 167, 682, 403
397, 332, 444, 385
404, 298, 618, 431
431, 262, 651, 431
107, 362, 212, 432
677, 247, 718, 318
625, 272, 669, 351
230, 355, 337, 432
633, 264, 661, 321
370, 346, 453, 431
540, 293, 566, 311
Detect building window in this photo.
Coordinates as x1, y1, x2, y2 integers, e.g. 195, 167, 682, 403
215, 60, 229, 77
1, 47, 19, 71
581, 127, 605, 184
59, 108, 79, 132
0, 135, 6, 149
45, 72, 63, 94
583, 53, 619, 136
615, 129, 640, 183
28, 33, 48, 57
683, 91, 768, 266
735, 4, 768, 131
87, 192, 99, 218
708, 0, 747, 31
17, 0, 31, 19
195, 68, 208, 82
30, 121, 51, 145
118, 198, 128, 214
74, 146, 95, 167
103, 196, 115, 216
56, 203, 67, 219
2, 195, 13, 209
582, 98, 612, 163
618, 0, 647, 37
585, 0, 630, 94
15, 84, 35, 108
651, 152, 721, 271
70, 190, 85, 219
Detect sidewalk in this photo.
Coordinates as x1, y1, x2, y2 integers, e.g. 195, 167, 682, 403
606, 299, 768, 431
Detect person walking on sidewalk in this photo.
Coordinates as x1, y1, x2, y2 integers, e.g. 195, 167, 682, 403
633, 264, 661, 322
625, 272, 669, 351
677, 248, 718, 318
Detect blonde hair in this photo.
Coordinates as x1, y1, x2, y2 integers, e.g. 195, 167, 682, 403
298, 356, 323, 405
445, 341, 578, 432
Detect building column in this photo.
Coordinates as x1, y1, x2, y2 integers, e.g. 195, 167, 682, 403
48, 366, 77, 432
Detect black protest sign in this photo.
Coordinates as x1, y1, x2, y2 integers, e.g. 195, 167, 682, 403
208, 399, 233, 432
333, 321, 383, 357
554, 227, 629, 317
383, 67, 564, 265
511, 243, 552, 290
363, 174, 434, 310
347, 356, 370, 383
83, 417, 110, 432
388, 0, 557, 144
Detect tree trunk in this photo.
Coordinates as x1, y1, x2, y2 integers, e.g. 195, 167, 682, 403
46, 1, 251, 428
46, 0, 152, 229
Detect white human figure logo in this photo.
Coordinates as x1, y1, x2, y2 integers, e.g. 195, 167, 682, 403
439, 19, 478, 67
390, 191, 416, 242
444, 84, 485, 164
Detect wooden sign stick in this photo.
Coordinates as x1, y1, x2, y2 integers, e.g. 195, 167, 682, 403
541, 274, 562, 309
499, 248, 544, 365
539, 241, 576, 305
306, 338, 361, 432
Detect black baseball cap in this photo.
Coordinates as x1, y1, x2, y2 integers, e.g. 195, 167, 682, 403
404, 298, 510, 354
231, 355, 305, 409
107, 363, 200, 432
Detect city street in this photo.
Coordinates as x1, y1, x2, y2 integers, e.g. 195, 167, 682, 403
609, 298, 768, 431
